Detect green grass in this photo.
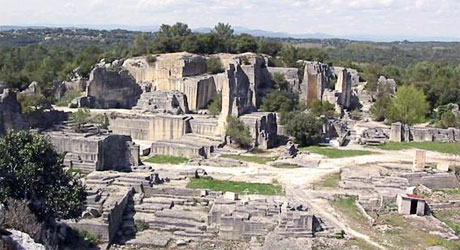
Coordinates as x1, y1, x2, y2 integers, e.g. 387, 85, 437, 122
433, 209, 460, 236
220, 154, 277, 164
375, 142, 460, 155
314, 172, 341, 188
145, 155, 189, 164
135, 220, 149, 233
331, 197, 368, 225
271, 163, 302, 169
300, 146, 374, 158
186, 177, 283, 195
437, 188, 460, 195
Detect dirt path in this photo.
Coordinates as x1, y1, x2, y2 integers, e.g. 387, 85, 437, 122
287, 187, 387, 250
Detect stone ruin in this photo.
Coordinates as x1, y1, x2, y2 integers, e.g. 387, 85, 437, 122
45, 125, 140, 173
390, 122, 460, 143
62, 166, 340, 248
0, 89, 27, 136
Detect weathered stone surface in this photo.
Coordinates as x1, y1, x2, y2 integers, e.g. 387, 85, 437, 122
377, 76, 397, 96
335, 69, 352, 109
397, 194, 426, 216
0, 89, 27, 136
239, 112, 278, 149
1, 229, 46, 250
134, 90, 189, 114
47, 130, 139, 172
389, 122, 460, 143
413, 150, 426, 172
76, 67, 142, 109
300, 61, 331, 106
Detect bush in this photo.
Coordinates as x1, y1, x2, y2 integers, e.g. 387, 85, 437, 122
146, 55, 157, 64
0, 131, 86, 222
260, 91, 296, 113
370, 94, 392, 121
272, 72, 289, 91
309, 100, 337, 119
70, 108, 91, 132
208, 92, 222, 116
135, 220, 149, 233
17, 93, 51, 114
385, 85, 429, 125
283, 111, 322, 146
207, 57, 224, 74
350, 110, 363, 121
55, 89, 83, 107
226, 116, 252, 148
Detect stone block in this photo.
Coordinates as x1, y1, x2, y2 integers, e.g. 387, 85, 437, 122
412, 150, 426, 172
223, 192, 239, 201
437, 162, 450, 172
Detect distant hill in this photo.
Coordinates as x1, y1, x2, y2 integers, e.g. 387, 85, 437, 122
1, 24, 460, 42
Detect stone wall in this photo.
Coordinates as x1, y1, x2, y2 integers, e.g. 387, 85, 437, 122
267, 67, 301, 94
47, 131, 139, 172
390, 122, 460, 143
134, 90, 189, 114
108, 113, 190, 141
239, 112, 278, 149
300, 61, 331, 106
77, 67, 142, 109
0, 89, 27, 136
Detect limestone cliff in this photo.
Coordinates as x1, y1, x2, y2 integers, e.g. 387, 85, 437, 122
0, 89, 27, 136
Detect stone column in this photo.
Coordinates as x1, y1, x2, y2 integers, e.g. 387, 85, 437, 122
412, 150, 426, 172
390, 122, 402, 142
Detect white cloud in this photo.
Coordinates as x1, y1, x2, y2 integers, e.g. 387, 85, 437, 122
0, 0, 459, 39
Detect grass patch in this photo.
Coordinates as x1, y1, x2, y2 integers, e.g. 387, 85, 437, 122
375, 142, 460, 155
220, 154, 277, 164
145, 155, 189, 164
437, 188, 460, 196
300, 146, 374, 158
331, 197, 368, 225
135, 220, 149, 233
186, 177, 283, 195
271, 163, 302, 169
314, 172, 341, 188
433, 209, 460, 236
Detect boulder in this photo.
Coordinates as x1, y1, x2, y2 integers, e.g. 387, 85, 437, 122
0, 89, 27, 136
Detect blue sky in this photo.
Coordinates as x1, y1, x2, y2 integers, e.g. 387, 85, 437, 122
1, 0, 459, 38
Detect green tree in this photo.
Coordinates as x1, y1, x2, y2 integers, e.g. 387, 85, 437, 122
272, 72, 289, 90
207, 57, 224, 74
131, 34, 150, 56
283, 111, 322, 146
370, 94, 392, 121
226, 116, 252, 148
0, 131, 86, 222
309, 100, 337, 119
71, 108, 91, 132
17, 93, 51, 114
260, 91, 296, 113
386, 85, 429, 125
212, 23, 234, 40
234, 34, 258, 53
208, 92, 222, 117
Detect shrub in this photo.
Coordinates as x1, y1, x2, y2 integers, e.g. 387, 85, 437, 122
0, 131, 86, 223
350, 110, 363, 121
208, 92, 222, 116
226, 116, 252, 148
260, 91, 296, 113
70, 108, 91, 132
135, 220, 149, 233
271, 72, 289, 91
55, 89, 83, 107
309, 100, 337, 119
146, 55, 157, 64
385, 85, 429, 125
370, 94, 392, 121
17, 93, 51, 114
283, 111, 322, 146
207, 57, 224, 74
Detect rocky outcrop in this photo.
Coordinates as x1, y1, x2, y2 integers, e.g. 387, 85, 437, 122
134, 89, 189, 115
239, 112, 278, 149
0, 89, 27, 136
300, 61, 331, 106
377, 76, 397, 96
75, 67, 142, 109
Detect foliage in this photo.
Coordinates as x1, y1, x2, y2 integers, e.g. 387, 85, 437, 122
220, 154, 277, 164
135, 220, 150, 233
314, 172, 341, 188
70, 108, 91, 132
226, 116, 253, 148
207, 91, 222, 116
17, 93, 51, 114
76, 229, 102, 247
207, 57, 224, 74
350, 109, 363, 121
301, 146, 374, 158
370, 94, 392, 121
309, 100, 337, 119
271, 163, 302, 169
271, 72, 289, 90
145, 155, 189, 164
385, 85, 429, 125
0, 131, 86, 223
55, 89, 83, 107
260, 91, 296, 113
283, 111, 323, 146
187, 177, 283, 195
